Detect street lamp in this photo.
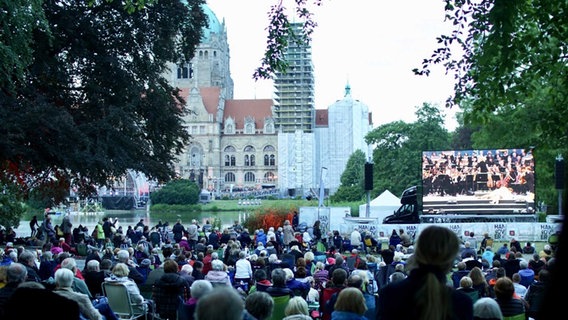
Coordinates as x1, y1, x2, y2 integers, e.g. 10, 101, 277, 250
319, 167, 328, 207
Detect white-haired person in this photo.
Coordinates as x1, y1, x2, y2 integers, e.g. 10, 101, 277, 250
104, 262, 151, 314
283, 296, 312, 320
473, 297, 503, 320
204, 259, 231, 287
115, 249, 145, 284
54, 268, 103, 320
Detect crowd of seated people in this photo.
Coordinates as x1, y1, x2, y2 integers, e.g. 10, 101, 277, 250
0, 217, 559, 320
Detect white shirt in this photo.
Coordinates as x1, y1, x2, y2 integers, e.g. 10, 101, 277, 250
351, 230, 362, 246
234, 258, 253, 279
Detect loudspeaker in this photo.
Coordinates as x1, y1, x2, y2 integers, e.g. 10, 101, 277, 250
556, 158, 564, 189
364, 162, 374, 190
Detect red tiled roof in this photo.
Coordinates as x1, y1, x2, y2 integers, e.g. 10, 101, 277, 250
200, 87, 221, 115
225, 99, 274, 129
315, 109, 328, 127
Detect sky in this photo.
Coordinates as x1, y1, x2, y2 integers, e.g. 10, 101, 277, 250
207, 0, 460, 131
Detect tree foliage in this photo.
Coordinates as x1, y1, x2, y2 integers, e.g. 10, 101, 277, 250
414, 0, 567, 211
253, 0, 321, 80
150, 179, 201, 205
330, 150, 367, 202
365, 103, 451, 197
0, 0, 207, 204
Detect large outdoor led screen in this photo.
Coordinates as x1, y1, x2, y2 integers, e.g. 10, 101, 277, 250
422, 148, 535, 203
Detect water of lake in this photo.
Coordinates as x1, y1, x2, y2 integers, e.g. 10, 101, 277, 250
13, 209, 251, 238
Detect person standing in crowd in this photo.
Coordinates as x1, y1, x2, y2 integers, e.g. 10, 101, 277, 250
377, 225, 473, 320
29, 215, 40, 238
388, 229, 401, 248
399, 229, 412, 247
350, 228, 362, 251
283, 220, 295, 250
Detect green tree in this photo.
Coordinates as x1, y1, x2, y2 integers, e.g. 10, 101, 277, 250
366, 103, 451, 196
415, 0, 567, 212
330, 149, 367, 202
150, 179, 200, 205
1, 0, 207, 205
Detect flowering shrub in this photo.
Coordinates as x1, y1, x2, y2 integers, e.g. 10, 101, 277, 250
243, 205, 297, 232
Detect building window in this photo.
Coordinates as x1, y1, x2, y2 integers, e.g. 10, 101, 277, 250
244, 155, 250, 166
244, 172, 255, 182
264, 172, 275, 181
264, 155, 269, 166
225, 172, 235, 182
263, 145, 275, 152
269, 155, 275, 166
177, 65, 192, 79
245, 123, 254, 134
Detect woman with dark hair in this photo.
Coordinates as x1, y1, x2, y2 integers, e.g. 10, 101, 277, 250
377, 225, 473, 320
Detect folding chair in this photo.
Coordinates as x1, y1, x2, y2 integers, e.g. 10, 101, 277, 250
102, 282, 149, 320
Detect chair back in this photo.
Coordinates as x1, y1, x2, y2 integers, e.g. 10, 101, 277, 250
269, 295, 290, 320
102, 282, 146, 320
345, 256, 357, 271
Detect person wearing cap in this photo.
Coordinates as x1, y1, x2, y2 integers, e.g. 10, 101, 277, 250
179, 236, 191, 252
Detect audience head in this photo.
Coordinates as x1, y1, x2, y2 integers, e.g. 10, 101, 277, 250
181, 264, 193, 274
285, 296, 309, 317
163, 259, 179, 273
347, 273, 363, 289
55, 268, 74, 289
333, 287, 367, 315
60, 257, 78, 273
86, 259, 100, 272
331, 268, 348, 286
112, 263, 130, 277
196, 287, 244, 320
190, 280, 213, 299
411, 225, 460, 273
271, 268, 287, 287
494, 277, 515, 301
245, 291, 273, 320
117, 250, 130, 263
459, 276, 473, 289
6, 263, 27, 285
473, 297, 503, 320
254, 269, 268, 282
211, 259, 224, 271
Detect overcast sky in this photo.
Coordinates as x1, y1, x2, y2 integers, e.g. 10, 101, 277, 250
207, 0, 460, 130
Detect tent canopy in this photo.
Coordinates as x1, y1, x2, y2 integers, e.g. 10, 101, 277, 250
359, 190, 401, 220
369, 190, 400, 206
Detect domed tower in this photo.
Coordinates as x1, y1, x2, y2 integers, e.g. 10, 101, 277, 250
169, 4, 234, 99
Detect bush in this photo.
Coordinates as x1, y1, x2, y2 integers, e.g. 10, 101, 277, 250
244, 206, 296, 232
150, 179, 201, 205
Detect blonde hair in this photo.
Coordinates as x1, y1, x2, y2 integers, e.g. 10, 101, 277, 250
112, 263, 130, 277
285, 296, 309, 316
334, 287, 367, 315
459, 276, 473, 288
410, 225, 460, 320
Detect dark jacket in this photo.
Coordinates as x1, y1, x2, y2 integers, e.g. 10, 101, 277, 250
377, 268, 473, 320
152, 273, 190, 320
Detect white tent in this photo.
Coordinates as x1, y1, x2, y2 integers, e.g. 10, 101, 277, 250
359, 190, 401, 220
